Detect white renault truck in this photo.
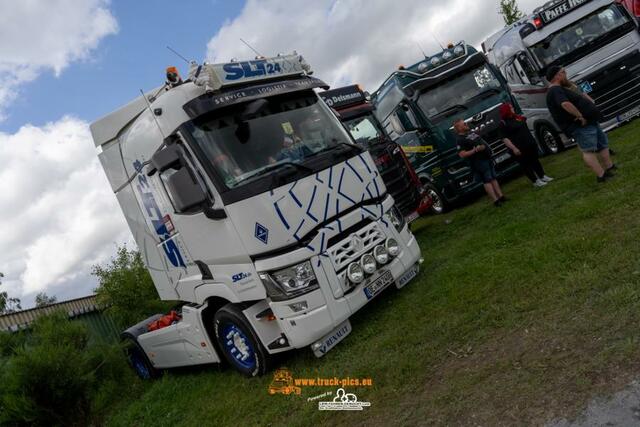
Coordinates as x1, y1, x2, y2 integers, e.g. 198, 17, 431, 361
483, 0, 640, 131
89, 54, 422, 378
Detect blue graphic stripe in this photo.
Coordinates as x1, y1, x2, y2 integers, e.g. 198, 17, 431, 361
315, 172, 324, 184
358, 153, 372, 174
289, 182, 302, 207
306, 186, 318, 222
365, 183, 374, 200
319, 232, 326, 254
338, 168, 356, 204
373, 178, 381, 198
274, 201, 290, 230
345, 160, 363, 183
328, 166, 334, 189
293, 219, 305, 241
323, 193, 331, 221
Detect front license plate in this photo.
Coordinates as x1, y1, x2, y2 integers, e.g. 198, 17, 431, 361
405, 211, 420, 223
363, 270, 394, 300
494, 152, 511, 164
396, 264, 419, 289
618, 105, 640, 122
312, 320, 352, 358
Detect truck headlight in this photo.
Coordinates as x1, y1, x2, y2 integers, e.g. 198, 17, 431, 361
347, 262, 365, 284
373, 245, 389, 265
385, 238, 400, 257
360, 254, 377, 274
386, 206, 405, 232
259, 261, 319, 301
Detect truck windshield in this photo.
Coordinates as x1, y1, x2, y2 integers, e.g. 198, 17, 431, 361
186, 91, 354, 189
344, 114, 385, 148
416, 64, 502, 124
530, 5, 632, 68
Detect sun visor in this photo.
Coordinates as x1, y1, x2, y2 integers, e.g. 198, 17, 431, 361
183, 77, 329, 119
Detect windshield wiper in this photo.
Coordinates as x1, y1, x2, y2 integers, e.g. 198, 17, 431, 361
467, 88, 501, 103
239, 162, 313, 185
431, 104, 467, 120
306, 141, 363, 159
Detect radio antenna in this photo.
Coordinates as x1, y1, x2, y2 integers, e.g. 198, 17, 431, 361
166, 46, 190, 64
139, 89, 166, 139
429, 32, 445, 51
240, 38, 264, 57
416, 41, 428, 59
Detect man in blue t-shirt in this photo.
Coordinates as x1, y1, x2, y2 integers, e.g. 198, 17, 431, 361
545, 66, 615, 183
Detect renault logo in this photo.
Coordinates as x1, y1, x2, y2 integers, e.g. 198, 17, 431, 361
351, 235, 364, 252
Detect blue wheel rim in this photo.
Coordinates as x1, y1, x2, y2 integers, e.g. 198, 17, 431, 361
130, 351, 151, 379
221, 323, 256, 370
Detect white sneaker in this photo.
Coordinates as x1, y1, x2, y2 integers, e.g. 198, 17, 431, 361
541, 175, 554, 182
534, 179, 547, 187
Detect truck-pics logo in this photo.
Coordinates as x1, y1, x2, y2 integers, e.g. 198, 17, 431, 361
268, 369, 302, 396
318, 388, 371, 411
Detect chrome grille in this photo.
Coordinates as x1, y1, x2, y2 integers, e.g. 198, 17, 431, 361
327, 221, 386, 273
584, 52, 640, 122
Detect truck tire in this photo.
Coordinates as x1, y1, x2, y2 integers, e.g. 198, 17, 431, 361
214, 304, 271, 377
424, 184, 447, 214
537, 124, 564, 155
123, 337, 159, 380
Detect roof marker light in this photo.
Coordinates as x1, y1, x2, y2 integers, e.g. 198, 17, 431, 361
533, 16, 543, 28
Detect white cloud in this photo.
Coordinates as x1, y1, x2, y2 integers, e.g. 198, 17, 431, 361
0, 0, 118, 120
206, 0, 542, 91
0, 117, 131, 303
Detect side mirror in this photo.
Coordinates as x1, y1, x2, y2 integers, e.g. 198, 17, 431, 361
164, 168, 207, 212
396, 107, 420, 132
147, 144, 182, 176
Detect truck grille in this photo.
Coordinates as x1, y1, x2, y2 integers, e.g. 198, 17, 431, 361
579, 51, 640, 122
327, 221, 385, 273
370, 143, 420, 217
467, 105, 512, 169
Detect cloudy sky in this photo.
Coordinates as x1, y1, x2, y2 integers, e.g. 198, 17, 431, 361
0, 0, 542, 307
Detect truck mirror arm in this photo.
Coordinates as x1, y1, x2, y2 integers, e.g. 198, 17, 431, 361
203, 206, 227, 220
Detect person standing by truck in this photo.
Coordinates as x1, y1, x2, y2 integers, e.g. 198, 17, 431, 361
545, 66, 615, 182
499, 103, 554, 187
454, 119, 506, 206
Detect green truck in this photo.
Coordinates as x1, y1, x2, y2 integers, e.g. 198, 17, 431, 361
372, 41, 522, 212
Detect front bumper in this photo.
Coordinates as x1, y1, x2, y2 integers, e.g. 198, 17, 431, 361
269, 221, 421, 349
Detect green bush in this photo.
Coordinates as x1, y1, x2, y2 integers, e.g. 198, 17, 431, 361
93, 245, 174, 328
0, 311, 133, 426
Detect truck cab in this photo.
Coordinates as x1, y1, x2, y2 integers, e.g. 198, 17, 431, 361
90, 54, 422, 378
372, 42, 520, 213
487, 0, 640, 131
319, 85, 432, 219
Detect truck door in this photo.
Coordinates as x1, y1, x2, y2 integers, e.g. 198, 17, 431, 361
146, 135, 265, 304
505, 53, 548, 112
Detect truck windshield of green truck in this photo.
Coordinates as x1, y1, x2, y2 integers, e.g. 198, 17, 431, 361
416, 64, 502, 124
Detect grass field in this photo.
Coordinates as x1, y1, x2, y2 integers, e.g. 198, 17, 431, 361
106, 121, 640, 426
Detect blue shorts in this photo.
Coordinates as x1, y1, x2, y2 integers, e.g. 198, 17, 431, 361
473, 161, 497, 184
572, 124, 609, 153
